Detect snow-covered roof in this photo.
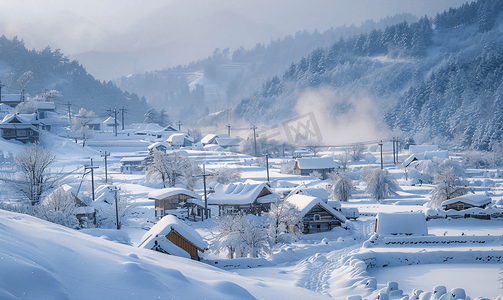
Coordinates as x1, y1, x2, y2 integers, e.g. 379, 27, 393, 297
441, 194, 492, 207
375, 212, 428, 236
207, 182, 280, 206
403, 153, 424, 167
35, 101, 56, 110
424, 150, 449, 160
103, 116, 121, 125
0, 103, 14, 112
409, 145, 438, 155
216, 137, 240, 147
148, 188, 199, 200
119, 156, 147, 162
1, 113, 38, 124
0, 94, 22, 103
295, 157, 338, 170
167, 133, 193, 144
286, 194, 346, 222
138, 215, 207, 251
147, 141, 171, 150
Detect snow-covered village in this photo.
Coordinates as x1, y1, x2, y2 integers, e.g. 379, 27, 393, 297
1, 1, 503, 299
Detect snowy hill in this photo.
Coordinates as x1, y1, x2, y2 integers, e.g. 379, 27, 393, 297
0, 209, 325, 300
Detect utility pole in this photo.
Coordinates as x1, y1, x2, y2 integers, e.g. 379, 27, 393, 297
395, 137, 399, 163
84, 158, 99, 201
0, 81, 4, 103
226, 124, 231, 136
66, 102, 72, 124
119, 106, 127, 130
251, 125, 258, 157
379, 140, 384, 170
108, 186, 121, 230
177, 120, 182, 131
101, 151, 110, 183
196, 164, 214, 220
392, 137, 396, 165
263, 151, 270, 182
107, 107, 119, 136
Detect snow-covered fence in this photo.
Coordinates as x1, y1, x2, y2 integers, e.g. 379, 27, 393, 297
364, 235, 503, 248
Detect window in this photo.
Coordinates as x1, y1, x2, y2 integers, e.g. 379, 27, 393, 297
314, 214, 321, 221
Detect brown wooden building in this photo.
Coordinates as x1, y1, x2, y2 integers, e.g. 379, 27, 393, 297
286, 194, 346, 234
138, 215, 207, 260
148, 188, 199, 217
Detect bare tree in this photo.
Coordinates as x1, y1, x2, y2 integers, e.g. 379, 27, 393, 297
363, 168, 401, 202
329, 172, 354, 202
13, 143, 56, 205
429, 167, 468, 208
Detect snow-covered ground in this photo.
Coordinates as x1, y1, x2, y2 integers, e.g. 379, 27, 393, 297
1, 132, 503, 299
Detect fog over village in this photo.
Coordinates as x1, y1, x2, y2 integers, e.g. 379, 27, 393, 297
1, 1, 503, 299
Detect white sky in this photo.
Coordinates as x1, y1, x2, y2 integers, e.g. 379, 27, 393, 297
0, 0, 468, 78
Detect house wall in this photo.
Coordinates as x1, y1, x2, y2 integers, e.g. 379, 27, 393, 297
155, 194, 194, 217
302, 204, 342, 234
167, 230, 199, 259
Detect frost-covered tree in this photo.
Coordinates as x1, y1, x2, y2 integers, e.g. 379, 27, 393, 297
13, 143, 56, 205
329, 172, 354, 202
267, 200, 302, 244
429, 166, 468, 208
210, 167, 242, 185
212, 214, 271, 259
34, 186, 79, 228
73, 108, 97, 145
145, 150, 197, 189
349, 143, 365, 162
363, 168, 401, 202
95, 187, 134, 229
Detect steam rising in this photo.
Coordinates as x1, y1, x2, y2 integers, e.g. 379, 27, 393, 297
294, 86, 388, 145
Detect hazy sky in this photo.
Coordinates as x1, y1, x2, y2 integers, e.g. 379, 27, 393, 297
0, 0, 468, 79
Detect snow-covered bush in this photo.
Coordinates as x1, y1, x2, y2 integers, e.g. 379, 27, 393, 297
266, 201, 302, 244
280, 160, 294, 174
34, 187, 80, 228
211, 214, 271, 259
362, 168, 401, 202
328, 172, 354, 202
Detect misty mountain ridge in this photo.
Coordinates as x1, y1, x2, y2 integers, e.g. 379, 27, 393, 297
211, 0, 503, 150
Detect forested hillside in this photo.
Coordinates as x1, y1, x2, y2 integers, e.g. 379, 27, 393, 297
115, 14, 418, 122
222, 0, 503, 150
0, 37, 149, 123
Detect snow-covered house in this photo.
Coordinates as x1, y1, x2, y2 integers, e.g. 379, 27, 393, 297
0, 94, 23, 106
293, 157, 338, 179
208, 182, 280, 215
0, 103, 14, 119
34, 101, 56, 119
0, 113, 44, 143
286, 194, 346, 234
138, 215, 207, 260
119, 156, 147, 173
167, 133, 194, 147
148, 188, 199, 217
148, 141, 171, 153
374, 212, 428, 236
102, 116, 121, 132
201, 133, 240, 149
287, 184, 330, 202
441, 194, 492, 211
403, 150, 449, 168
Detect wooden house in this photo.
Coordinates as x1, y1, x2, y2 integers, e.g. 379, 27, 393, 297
148, 188, 199, 217
441, 194, 492, 211
119, 156, 147, 173
286, 194, 346, 234
0, 113, 43, 143
138, 215, 207, 260
293, 157, 338, 179
147, 141, 171, 153
208, 182, 280, 216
